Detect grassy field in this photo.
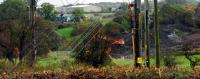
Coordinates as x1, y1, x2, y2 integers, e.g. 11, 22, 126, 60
1, 50, 199, 75
55, 27, 74, 38
32, 51, 200, 69
54, 17, 115, 38
33, 51, 74, 70
113, 55, 200, 68
55, 21, 95, 39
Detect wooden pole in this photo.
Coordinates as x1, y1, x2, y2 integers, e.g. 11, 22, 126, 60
134, 0, 142, 67
145, 0, 150, 68
30, 0, 37, 66
128, 3, 136, 68
154, 0, 160, 68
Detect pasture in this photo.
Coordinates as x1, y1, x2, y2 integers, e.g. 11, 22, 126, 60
55, 27, 74, 38
11, 52, 200, 68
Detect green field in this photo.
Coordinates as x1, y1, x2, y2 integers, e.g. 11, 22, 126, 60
1, 51, 200, 73
55, 27, 74, 38
34, 51, 74, 71
33, 52, 200, 69
113, 55, 200, 68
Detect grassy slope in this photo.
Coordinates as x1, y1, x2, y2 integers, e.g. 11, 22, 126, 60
1, 52, 199, 72
55, 27, 74, 38
34, 51, 74, 71
102, 18, 113, 26
55, 21, 92, 39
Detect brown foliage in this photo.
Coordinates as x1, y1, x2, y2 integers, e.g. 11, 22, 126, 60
1, 67, 200, 79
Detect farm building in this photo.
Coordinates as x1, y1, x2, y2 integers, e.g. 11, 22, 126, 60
56, 5, 102, 14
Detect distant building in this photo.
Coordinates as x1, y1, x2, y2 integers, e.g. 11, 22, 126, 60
56, 5, 102, 14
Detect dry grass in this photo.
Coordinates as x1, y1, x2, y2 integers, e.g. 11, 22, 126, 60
1, 66, 200, 79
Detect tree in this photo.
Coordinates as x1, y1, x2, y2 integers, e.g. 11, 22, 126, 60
34, 17, 62, 55
159, 4, 185, 24
103, 21, 125, 39
0, 0, 28, 62
159, 4, 199, 28
0, 0, 27, 21
72, 8, 84, 22
113, 15, 130, 32
115, 3, 128, 15
113, 3, 129, 32
39, 3, 56, 21
0, 0, 62, 65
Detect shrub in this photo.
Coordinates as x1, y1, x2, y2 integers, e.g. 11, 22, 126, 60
74, 35, 112, 67
68, 67, 192, 79
163, 56, 177, 68
70, 22, 87, 36
2, 67, 200, 79
102, 21, 125, 38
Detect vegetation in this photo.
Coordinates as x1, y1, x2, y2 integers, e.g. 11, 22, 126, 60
0, 0, 61, 66
72, 8, 84, 22
165, 0, 189, 4
163, 56, 177, 68
102, 21, 125, 38
56, 27, 74, 38
0, 0, 26, 21
1, 52, 200, 78
73, 23, 112, 67
159, 3, 200, 29
38, 3, 57, 21
1, 0, 200, 78
185, 54, 200, 69
70, 22, 88, 36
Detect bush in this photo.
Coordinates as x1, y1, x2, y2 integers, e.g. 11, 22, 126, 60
1, 67, 200, 79
102, 21, 125, 38
70, 22, 87, 36
163, 56, 177, 68
74, 34, 112, 67
58, 25, 64, 29
159, 4, 185, 24
34, 17, 63, 55
68, 67, 191, 79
